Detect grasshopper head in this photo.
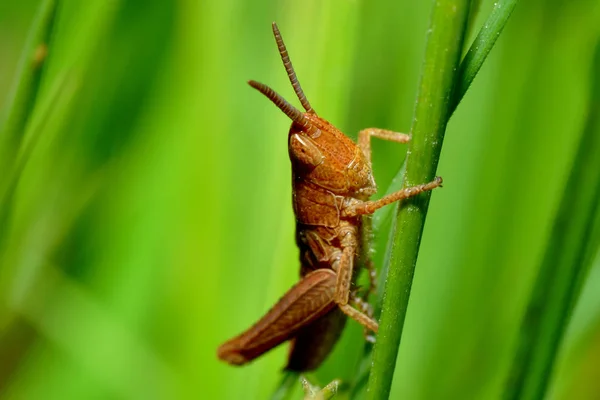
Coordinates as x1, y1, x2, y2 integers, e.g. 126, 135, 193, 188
287, 114, 376, 196
248, 23, 376, 197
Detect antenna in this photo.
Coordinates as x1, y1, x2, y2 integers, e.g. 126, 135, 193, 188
248, 80, 319, 136
272, 22, 315, 114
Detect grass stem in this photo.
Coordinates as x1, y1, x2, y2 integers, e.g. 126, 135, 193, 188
365, 1, 471, 398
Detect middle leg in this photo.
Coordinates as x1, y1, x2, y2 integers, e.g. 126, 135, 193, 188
351, 291, 377, 342
333, 244, 379, 333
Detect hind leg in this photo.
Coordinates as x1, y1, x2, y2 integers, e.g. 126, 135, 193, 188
350, 293, 376, 343
333, 239, 379, 333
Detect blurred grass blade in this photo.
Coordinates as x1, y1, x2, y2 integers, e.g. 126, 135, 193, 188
464, 0, 483, 43
372, 161, 407, 313
0, 0, 57, 170
0, 71, 76, 249
372, 161, 407, 237
12, 264, 181, 399
271, 371, 299, 400
581, 197, 600, 283
451, 0, 518, 114
0, 0, 57, 244
504, 37, 600, 400
365, 1, 472, 399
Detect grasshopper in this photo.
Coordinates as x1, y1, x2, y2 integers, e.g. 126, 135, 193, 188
218, 23, 442, 371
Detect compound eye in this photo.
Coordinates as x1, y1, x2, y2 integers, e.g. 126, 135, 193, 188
289, 134, 324, 167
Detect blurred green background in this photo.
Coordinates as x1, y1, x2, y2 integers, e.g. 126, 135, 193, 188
1, 0, 600, 399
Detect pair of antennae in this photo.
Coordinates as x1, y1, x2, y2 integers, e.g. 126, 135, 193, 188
249, 23, 318, 134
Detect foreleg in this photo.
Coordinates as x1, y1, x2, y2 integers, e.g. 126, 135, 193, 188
358, 128, 410, 164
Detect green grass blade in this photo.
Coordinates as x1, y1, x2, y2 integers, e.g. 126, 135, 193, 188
0, 0, 59, 249
271, 371, 299, 400
504, 36, 600, 400
451, 0, 518, 114
0, 0, 57, 171
365, 1, 472, 399
464, 0, 483, 44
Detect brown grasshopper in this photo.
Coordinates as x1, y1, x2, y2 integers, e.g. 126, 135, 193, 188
217, 23, 442, 371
